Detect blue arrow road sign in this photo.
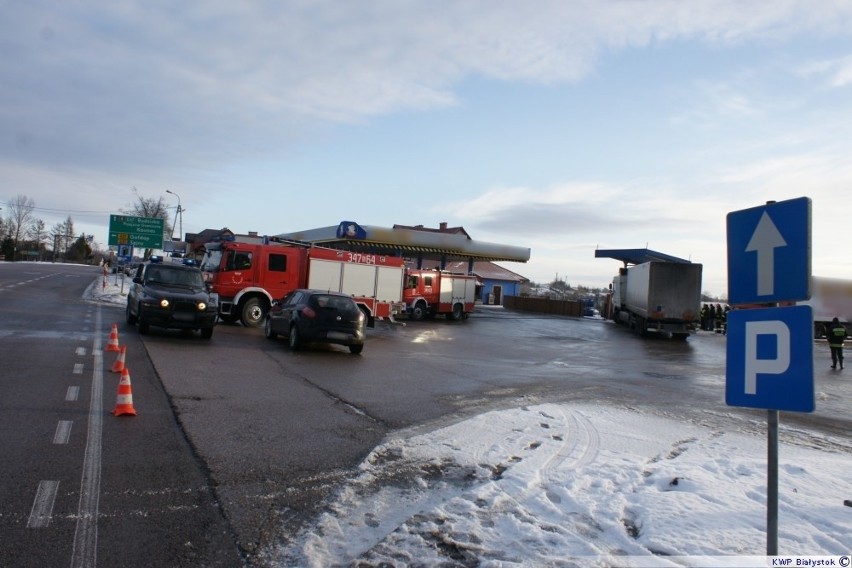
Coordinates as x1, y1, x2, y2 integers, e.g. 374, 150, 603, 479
726, 197, 811, 305
726, 305, 814, 412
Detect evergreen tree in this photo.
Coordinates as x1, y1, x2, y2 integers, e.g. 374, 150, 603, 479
0, 236, 13, 260
66, 234, 92, 263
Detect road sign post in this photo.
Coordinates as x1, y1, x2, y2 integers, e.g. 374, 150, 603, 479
725, 197, 813, 556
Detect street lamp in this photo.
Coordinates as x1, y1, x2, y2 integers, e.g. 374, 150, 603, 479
165, 190, 183, 241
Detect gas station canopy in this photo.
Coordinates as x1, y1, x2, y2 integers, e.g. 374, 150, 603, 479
277, 221, 531, 264
594, 248, 692, 266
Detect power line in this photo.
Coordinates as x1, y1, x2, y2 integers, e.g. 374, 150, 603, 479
0, 202, 179, 215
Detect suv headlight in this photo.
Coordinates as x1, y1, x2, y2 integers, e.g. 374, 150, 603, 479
197, 302, 207, 311
159, 298, 170, 308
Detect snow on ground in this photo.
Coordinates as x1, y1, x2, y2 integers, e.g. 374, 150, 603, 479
87, 276, 851, 566
263, 403, 850, 567
88, 271, 131, 306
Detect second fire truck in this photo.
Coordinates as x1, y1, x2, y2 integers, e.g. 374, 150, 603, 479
403, 269, 477, 321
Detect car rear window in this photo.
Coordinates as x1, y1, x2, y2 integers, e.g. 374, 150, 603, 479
312, 295, 358, 313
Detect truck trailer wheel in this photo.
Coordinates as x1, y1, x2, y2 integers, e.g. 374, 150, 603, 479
240, 297, 267, 328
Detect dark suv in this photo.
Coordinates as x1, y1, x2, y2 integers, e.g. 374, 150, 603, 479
265, 289, 366, 353
126, 261, 218, 339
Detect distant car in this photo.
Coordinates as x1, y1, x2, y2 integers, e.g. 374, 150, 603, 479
126, 262, 218, 339
265, 289, 366, 354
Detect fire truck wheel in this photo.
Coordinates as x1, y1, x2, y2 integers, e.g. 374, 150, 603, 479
240, 297, 266, 328
450, 303, 464, 321
410, 301, 427, 321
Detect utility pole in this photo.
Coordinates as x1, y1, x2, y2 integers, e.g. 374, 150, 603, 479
165, 190, 183, 242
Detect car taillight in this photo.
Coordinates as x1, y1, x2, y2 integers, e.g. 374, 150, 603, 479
301, 306, 317, 318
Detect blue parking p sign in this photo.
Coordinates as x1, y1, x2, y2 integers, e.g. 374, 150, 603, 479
726, 305, 814, 412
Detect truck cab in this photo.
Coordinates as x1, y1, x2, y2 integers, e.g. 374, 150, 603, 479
201, 241, 301, 327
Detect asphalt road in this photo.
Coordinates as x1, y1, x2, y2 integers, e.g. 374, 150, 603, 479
2, 261, 849, 567
0, 263, 240, 568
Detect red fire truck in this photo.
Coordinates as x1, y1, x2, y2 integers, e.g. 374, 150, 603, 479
200, 240, 406, 328
403, 269, 477, 321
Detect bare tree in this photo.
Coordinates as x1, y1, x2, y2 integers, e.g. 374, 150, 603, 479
123, 187, 172, 259
51, 216, 75, 259
7, 194, 36, 260
26, 219, 48, 260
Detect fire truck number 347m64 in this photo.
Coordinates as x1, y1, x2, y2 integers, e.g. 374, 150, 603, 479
200, 241, 407, 328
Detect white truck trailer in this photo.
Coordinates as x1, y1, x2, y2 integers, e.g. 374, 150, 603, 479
608, 259, 703, 340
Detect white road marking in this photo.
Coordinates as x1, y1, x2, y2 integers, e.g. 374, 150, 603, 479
66, 386, 80, 401
76, 347, 87, 356
73, 363, 84, 375
54, 421, 73, 444
28, 480, 60, 528
70, 306, 104, 568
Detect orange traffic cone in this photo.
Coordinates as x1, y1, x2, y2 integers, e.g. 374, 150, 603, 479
112, 368, 137, 416
110, 345, 127, 373
106, 323, 121, 352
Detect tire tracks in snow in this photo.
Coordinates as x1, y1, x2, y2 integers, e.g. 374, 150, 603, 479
271, 404, 604, 565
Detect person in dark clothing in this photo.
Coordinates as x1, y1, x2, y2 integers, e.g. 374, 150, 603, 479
828, 317, 847, 370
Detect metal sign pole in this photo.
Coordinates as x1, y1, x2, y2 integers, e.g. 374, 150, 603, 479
767, 408, 778, 555
726, 197, 814, 559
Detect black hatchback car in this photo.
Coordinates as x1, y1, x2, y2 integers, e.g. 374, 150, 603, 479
126, 261, 218, 338
265, 289, 366, 354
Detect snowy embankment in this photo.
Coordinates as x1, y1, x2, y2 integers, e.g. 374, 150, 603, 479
266, 404, 851, 567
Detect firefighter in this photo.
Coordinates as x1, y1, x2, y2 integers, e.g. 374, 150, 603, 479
828, 317, 847, 370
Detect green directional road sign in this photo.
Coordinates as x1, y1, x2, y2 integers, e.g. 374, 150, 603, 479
108, 215, 164, 249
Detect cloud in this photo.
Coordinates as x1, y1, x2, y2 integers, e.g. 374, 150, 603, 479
452, 182, 705, 241
4, 1, 852, 175
797, 53, 852, 88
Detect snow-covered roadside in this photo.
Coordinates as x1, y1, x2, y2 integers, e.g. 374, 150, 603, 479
86, 272, 130, 306
265, 403, 851, 567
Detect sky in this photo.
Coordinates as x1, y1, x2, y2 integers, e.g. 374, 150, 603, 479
4, 1, 852, 297
89, 278, 852, 565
